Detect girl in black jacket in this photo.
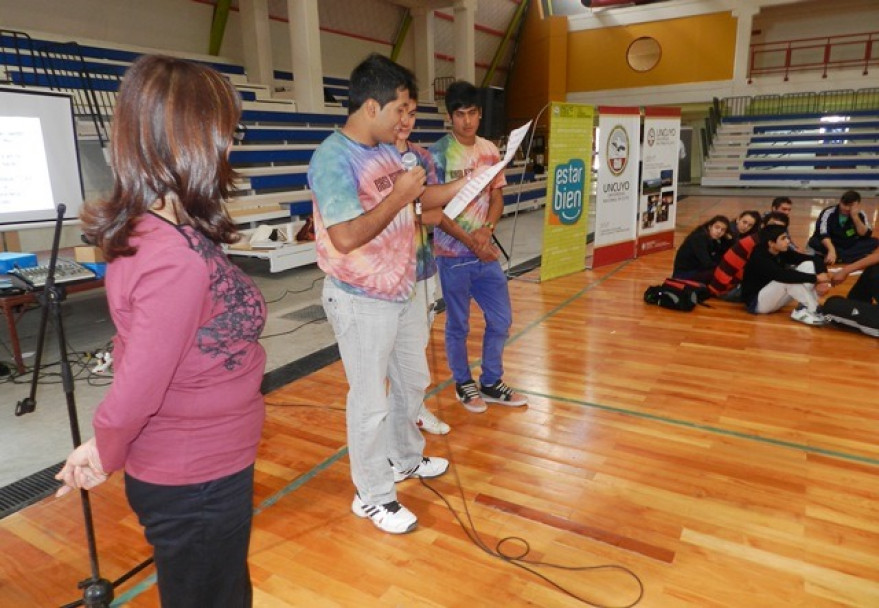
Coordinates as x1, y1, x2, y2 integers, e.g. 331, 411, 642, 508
672, 215, 730, 284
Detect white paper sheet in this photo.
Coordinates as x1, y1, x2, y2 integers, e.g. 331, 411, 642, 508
443, 120, 532, 220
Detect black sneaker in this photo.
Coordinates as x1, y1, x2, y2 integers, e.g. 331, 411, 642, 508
479, 380, 528, 406
455, 380, 487, 413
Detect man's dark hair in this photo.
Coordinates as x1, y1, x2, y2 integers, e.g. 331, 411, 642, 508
444, 80, 479, 115
840, 190, 861, 205
347, 53, 417, 115
771, 196, 792, 209
764, 211, 790, 228
759, 224, 787, 246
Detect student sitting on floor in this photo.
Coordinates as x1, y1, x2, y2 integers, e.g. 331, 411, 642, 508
742, 224, 832, 326
762, 196, 801, 251
672, 215, 730, 284
710, 211, 788, 302
807, 190, 879, 265
725, 210, 761, 247
830, 248, 879, 304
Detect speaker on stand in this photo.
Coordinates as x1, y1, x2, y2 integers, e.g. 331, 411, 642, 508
476, 86, 505, 140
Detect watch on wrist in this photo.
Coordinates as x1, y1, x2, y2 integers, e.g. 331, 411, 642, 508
484, 221, 495, 232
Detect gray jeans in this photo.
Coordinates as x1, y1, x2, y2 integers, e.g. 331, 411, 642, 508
322, 280, 428, 505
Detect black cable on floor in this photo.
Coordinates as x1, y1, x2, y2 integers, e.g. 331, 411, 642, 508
258, 316, 326, 340
266, 399, 644, 607
263, 276, 325, 305
419, 475, 644, 608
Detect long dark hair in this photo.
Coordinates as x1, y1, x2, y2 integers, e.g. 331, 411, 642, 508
80, 55, 241, 260
692, 215, 730, 239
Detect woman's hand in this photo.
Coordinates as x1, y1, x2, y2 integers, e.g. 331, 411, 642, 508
55, 438, 109, 497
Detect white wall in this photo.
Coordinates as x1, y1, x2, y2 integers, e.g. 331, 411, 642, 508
265, 21, 414, 82
0, 0, 219, 59
753, 0, 879, 44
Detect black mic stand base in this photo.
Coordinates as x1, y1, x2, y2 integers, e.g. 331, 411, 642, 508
80, 577, 114, 608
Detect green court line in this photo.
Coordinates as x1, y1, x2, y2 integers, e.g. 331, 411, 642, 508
428, 262, 630, 396
424, 260, 879, 467
516, 388, 879, 468
112, 575, 156, 606
254, 446, 349, 515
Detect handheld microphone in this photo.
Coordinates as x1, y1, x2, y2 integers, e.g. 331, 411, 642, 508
400, 151, 422, 216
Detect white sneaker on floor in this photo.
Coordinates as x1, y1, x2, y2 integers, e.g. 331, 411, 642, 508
393, 456, 449, 482
417, 407, 451, 435
351, 494, 417, 534
791, 306, 826, 326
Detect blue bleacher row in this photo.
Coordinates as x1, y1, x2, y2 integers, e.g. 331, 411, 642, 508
704, 108, 879, 186
2, 29, 546, 227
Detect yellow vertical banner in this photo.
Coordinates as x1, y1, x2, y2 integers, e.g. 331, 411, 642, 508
540, 102, 594, 282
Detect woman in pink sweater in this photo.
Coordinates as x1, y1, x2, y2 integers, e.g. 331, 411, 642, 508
55, 55, 266, 607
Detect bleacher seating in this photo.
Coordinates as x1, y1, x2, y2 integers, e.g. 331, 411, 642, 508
703, 90, 879, 188
1, 29, 546, 272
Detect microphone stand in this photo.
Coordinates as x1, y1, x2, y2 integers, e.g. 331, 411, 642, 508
491, 234, 510, 263
12, 205, 149, 608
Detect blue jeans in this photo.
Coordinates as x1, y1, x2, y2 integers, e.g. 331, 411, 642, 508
436, 256, 512, 387
322, 280, 427, 505
125, 465, 254, 608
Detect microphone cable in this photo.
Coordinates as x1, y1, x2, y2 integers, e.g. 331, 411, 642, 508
414, 169, 645, 607
501, 102, 551, 280
266, 151, 646, 607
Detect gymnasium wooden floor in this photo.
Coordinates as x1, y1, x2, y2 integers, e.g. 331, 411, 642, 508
2, 194, 878, 607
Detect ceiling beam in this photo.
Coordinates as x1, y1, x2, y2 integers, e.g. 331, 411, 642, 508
208, 0, 232, 56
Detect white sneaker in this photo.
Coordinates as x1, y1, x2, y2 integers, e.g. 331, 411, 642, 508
351, 494, 417, 534
791, 306, 826, 326
417, 407, 451, 435
393, 456, 449, 482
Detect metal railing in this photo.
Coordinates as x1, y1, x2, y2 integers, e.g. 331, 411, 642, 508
0, 29, 37, 87
1, 31, 117, 148
36, 41, 118, 148
432, 76, 455, 99
718, 87, 879, 118
749, 30, 879, 82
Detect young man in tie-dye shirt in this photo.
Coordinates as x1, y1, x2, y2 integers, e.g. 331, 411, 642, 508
309, 55, 450, 535
430, 80, 528, 413
393, 98, 451, 436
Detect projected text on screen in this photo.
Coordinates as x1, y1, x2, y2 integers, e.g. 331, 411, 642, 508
0, 116, 55, 214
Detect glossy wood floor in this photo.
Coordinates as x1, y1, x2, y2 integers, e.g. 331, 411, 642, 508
3, 194, 879, 607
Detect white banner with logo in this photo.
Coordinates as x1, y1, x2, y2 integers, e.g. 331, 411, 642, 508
636, 107, 681, 256
592, 106, 641, 268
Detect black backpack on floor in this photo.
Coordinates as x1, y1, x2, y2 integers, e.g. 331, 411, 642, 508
643, 283, 696, 312
643, 278, 710, 312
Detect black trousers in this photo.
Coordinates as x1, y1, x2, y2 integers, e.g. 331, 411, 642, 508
125, 465, 255, 608
848, 264, 879, 304
809, 236, 879, 264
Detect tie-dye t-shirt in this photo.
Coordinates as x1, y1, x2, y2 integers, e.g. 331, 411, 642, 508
400, 143, 438, 281
429, 134, 506, 258
309, 132, 416, 302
